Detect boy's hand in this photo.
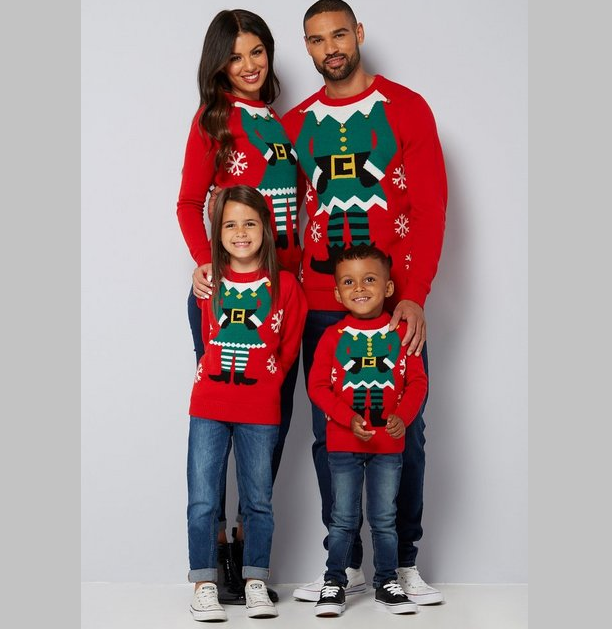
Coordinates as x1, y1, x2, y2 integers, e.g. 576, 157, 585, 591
385, 414, 406, 439
351, 415, 376, 441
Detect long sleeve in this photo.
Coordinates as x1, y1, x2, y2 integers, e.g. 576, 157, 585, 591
277, 273, 307, 376
176, 109, 216, 267
396, 94, 447, 306
308, 329, 356, 427
394, 352, 428, 426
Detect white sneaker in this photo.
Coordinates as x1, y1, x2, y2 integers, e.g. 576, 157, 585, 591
245, 580, 278, 618
397, 566, 445, 605
293, 566, 367, 601
190, 583, 228, 622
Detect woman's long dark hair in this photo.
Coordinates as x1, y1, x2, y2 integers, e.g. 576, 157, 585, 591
210, 185, 280, 307
197, 10, 280, 169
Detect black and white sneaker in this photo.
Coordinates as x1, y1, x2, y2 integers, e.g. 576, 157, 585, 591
314, 580, 346, 617
375, 579, 418, 614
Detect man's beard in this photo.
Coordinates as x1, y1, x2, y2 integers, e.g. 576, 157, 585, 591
314, 47, 360, 81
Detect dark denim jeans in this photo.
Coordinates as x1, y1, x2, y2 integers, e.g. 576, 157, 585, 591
326, 452, 403, 588
187, 417, 278, 583
302, 309, 429, 568
188, 288, 299, 527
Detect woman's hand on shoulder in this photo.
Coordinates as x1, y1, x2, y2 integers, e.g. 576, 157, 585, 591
193, 264, 213, 299
206, 186, 223, 222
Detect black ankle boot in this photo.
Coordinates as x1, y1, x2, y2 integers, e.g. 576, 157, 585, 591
369, 407, 386, 427
208, 370, 231, 383
310, 244, 344, 275
233, 372, 257, 385
217, 542, 246, 605
231, 528, 279, 603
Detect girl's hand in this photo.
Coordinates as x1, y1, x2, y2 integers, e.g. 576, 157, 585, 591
193, 264, 213, 299
351, 415, 376, 441
385, 414, 406, 439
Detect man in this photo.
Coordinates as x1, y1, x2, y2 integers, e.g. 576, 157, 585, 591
282, 0, 447, 605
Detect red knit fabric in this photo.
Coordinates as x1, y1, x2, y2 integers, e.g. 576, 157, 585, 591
282, 75, 447, 310
308, 312, 428, 453
176, 94, 302, 274
189, 268, 307, 424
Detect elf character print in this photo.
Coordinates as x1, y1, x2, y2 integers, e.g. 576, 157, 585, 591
336, 322, 401, 427
295, 90, 397, 274
208, 276, 272, 385
234, 101, 299, 250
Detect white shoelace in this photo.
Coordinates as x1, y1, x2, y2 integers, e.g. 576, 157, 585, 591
320, 584, 341, 599
383, 581, 406, 597
195, 585, 221, 608
247, 582, 272, 606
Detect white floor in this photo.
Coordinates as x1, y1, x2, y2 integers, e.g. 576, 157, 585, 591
82, 582, 527, 629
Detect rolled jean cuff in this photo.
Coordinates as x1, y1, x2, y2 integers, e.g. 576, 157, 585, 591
188, 568, 217, 583
243, 566, 270, 581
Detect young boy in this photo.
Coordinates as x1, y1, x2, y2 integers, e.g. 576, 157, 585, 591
307, 244, 429, 616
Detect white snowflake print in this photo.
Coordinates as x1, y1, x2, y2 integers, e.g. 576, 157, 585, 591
225, 150, 248, 176
194, 363, 203, 383
330, 367, 337, 384
392, 165, 407, 189
310, 221, 322, 243
271, 309, 284, 333
325, 413, 332, 422
298, 267, 304, 283
399, 356, 406, 378
394, 214, 409, 238
266, 355, 278, 374
405, 253, 412, 270
306, 181, 314, 202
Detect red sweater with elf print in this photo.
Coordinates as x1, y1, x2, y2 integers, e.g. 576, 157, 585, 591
308, 312, 428, 454
189, 268, 307, 425
282, 75, 447, 310
176, 94, 302, 275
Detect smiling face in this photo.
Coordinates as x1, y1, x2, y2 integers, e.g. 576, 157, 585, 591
304, 10, 363, 82
334, 256, 394, 319
220, 200, 264, 272
224, 31, 268, 100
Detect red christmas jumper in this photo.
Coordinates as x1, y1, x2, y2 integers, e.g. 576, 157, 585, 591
308, 312, 428, 454
282, 75, 447, 310
177, 94, 302, 275
190, 268, 307, 425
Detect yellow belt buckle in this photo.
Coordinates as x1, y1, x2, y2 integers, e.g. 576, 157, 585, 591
273, 143, 287, 160
231, 309, 246, 323
331, 153, 356, 179
362, 357, 376, 367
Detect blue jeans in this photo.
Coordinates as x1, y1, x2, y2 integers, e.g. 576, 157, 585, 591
302, 310, 429, 568
188, 288, 299, 527
326, 452, 402, 588
187, 416, 278, 583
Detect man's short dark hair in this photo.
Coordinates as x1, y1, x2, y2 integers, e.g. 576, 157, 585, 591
334, 243, 392, 276
304, 0, 357, 30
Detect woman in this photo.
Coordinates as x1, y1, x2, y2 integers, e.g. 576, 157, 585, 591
175, 9, 302, 606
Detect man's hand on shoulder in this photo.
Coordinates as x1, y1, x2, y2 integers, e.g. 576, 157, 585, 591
389, 299, 426, 356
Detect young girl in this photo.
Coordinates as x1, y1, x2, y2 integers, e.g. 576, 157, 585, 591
175, 9, 302, 603
187, 185, 307, 621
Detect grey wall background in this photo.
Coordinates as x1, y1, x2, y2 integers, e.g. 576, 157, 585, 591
82, 0, 527, 584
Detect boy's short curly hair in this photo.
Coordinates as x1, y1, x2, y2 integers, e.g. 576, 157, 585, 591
334, 243, 392, 276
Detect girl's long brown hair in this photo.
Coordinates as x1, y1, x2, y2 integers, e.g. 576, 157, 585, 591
197, 10, 280, 169
210, 185, 280, 308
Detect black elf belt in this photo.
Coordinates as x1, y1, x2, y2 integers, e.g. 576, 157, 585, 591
361, 357, 377, 367
230, 309, 246, 323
